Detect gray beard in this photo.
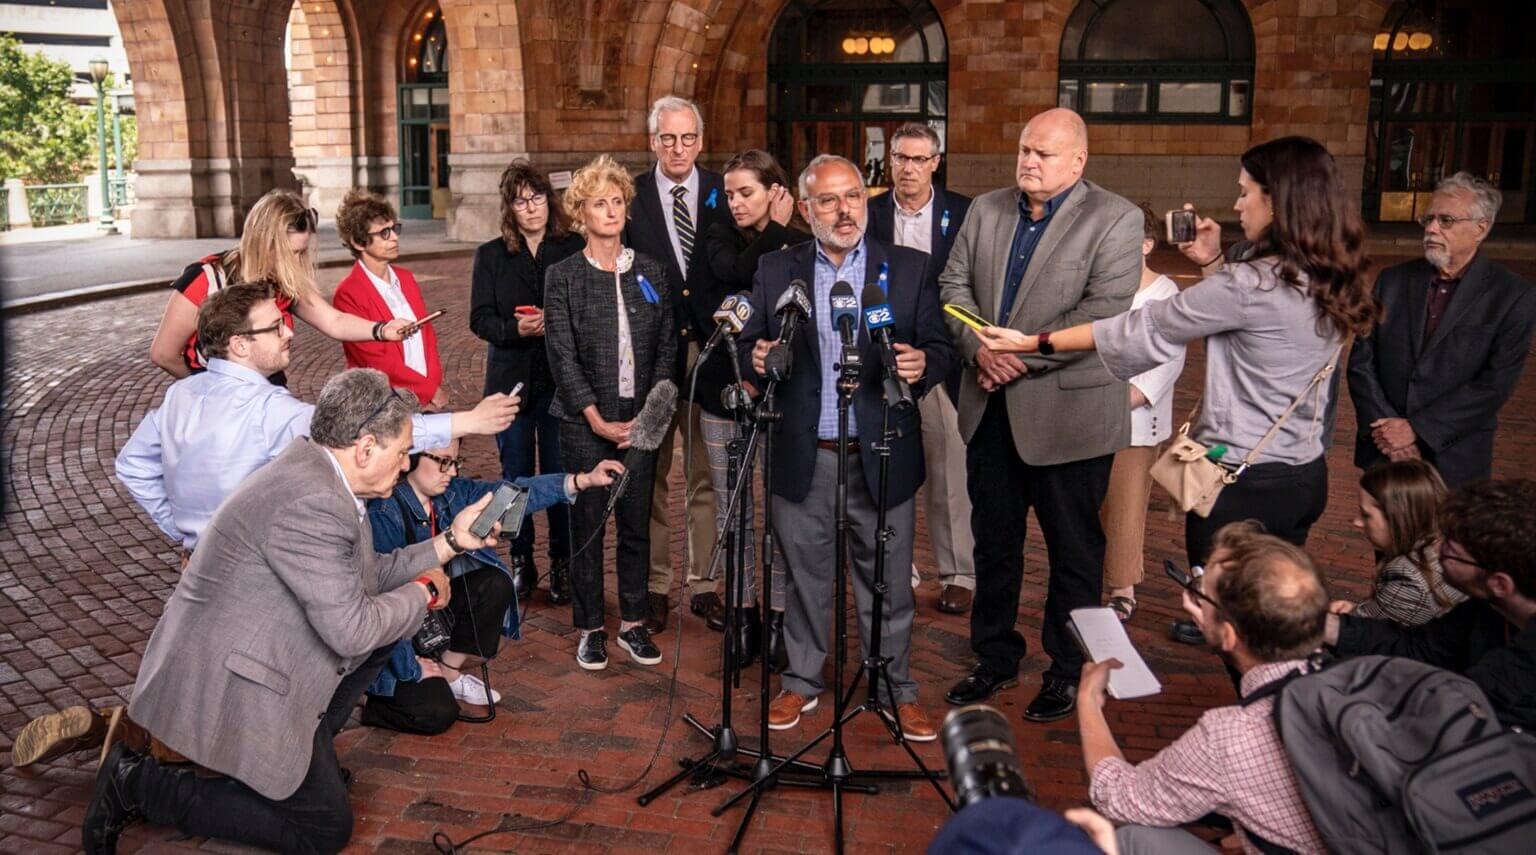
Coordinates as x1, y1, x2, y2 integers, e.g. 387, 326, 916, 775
810, 216, 864, 251
1424, 245, 1452, 272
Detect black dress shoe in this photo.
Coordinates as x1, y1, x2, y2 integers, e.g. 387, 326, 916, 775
1022, 677, 1077, 723
1171, 618, 1205, 645
945, 665, 1019, 705
766, 610, 789, 674
509, 554, 537, 602
546, 559, 571, 606
83, 741, 143, 854
731, 607, 760, 670
644, 592, 669, 635
690, 591, 727, 632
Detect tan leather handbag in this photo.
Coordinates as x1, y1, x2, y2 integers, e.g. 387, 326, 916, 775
1151, 346, 1342, 518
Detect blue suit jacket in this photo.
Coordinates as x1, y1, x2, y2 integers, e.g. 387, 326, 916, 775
867, 186, 972, 399
737, 237, 955, 506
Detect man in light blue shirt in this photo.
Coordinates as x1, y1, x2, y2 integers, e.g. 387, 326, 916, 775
116, 282, 520, 551
812, 238, 866, 439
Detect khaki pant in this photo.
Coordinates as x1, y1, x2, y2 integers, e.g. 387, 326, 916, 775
647, 399, 716, 597
1100, 444, 1157, 590
917, 386, 975, 589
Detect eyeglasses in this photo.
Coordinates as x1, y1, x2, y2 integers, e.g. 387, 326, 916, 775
367, 223, 403, 241
891, 153, 940, 167
288, 208, 319, 233
1164, 559, 1221, 611
356, 388, 403, 438
808, 188, 868, 213
1439, 543, 1493, 574
235, 318, 286, 339
511, 194, 548, 211
655, 133, 700, 149
1418, 213, 1482, 229
419, 451, 465, 473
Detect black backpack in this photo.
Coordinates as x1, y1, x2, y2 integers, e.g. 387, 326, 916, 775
1246, 655, 1536, 854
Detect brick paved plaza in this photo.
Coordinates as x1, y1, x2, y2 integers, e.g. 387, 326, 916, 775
2, 251, 1534, 853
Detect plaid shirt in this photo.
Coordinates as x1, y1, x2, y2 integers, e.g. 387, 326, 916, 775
1090, 660, 1325, 854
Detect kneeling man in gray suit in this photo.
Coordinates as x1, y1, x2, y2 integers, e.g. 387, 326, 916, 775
83, 369, 506, 854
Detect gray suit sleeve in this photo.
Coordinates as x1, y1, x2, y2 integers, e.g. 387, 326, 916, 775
1019, 205, 1143, 373
1347, 278, 1400, 424
262, 493, 428, 659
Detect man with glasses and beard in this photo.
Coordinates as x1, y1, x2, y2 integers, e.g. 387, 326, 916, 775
1348, 171, 1536, 487
736, 154, 954, 741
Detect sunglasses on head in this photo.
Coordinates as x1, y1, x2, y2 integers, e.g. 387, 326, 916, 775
289, 208, 320, 233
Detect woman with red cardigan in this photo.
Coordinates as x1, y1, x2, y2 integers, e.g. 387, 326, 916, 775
331, 191, 446, 408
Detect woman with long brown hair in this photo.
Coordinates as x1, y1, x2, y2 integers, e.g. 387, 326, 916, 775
975, 136, 1379, 568
148, 189, 417, 381
1334, 459, 1464, 626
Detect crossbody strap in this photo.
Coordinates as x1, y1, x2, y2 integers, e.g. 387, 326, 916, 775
1234, 341, 1348, 476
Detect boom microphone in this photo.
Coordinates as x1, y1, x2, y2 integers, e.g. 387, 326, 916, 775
765, 280, 811, 382
861, 283, 915, 411
604, 380, 678, 517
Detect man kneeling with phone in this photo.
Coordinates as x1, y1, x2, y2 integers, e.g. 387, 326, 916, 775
361, 437, 622, 733
83, 370, 505, 854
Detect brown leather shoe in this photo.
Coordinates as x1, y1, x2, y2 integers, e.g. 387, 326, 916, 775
11, 705, 110, 767
767, 691, 818, 731
882, 702, 938, 743
938, 584, 973, 615
644, 591, 669, 634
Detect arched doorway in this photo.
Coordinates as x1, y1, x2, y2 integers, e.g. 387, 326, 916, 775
767, 0, 948, 189
1365, 0, 1536, 223
398, 2, 449, 220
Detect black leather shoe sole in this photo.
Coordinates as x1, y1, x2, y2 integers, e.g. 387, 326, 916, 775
944, 675, 1019, 706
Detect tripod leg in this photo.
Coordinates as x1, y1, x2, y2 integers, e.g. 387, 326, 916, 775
638, 749, 721, 806
727, 786, 761, 855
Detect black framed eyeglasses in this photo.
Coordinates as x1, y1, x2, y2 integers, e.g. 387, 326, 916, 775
1438, 543, 1493, 574
419, 451, 464, 473
356, 388, 403, 438
1164, 559, 1221, 611
1417, 213, 1481, 229
511, 194, 548, 212
891, 153, 940, 167
235, 318, 286, 339
655, 132, 700, 149
289, 207, 319, 233
367, 223, 403, 240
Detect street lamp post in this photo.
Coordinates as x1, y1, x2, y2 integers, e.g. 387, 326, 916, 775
88, 57, 117, 235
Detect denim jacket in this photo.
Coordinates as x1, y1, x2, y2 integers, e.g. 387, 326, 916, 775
365, 472, 572, 697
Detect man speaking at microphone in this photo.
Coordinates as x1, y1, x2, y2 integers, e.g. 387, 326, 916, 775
737, 154, 954, 741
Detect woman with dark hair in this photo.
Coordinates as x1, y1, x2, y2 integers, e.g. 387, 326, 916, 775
470, 160, 587, 604
976, 136, 1379, 569
698, 149, 810, 669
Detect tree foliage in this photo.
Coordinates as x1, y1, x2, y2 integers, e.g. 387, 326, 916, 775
0, 35, 95, 183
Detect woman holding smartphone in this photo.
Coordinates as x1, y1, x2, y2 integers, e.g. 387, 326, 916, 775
470, 161, 587, 603
973, 136, 1377, 569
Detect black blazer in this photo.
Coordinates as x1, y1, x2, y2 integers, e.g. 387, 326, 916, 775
736, 237, 956, 506
866, 186, 972, 399
1348, 254, 1536, 486
543, 250, 677, 424
624, 166, 734, 389
468, 232, 586, 397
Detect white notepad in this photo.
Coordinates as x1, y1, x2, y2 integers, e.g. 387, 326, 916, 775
1068, 607, 1163, 699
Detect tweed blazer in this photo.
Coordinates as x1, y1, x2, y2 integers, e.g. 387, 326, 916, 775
127, 439, 438, 800
937, 179, 1143, 465
543, 248, 677, 423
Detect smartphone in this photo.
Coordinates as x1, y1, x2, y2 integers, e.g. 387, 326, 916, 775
470, 483, 519, 539
515, 305, 541, 316
498, 487, 532, 540
1166, 209, 1197, 244
944, 303, 990, 332
403, 309, 446, 336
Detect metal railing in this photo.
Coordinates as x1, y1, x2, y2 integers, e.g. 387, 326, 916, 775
110, 176, 135, 209
25, 183, 89, 227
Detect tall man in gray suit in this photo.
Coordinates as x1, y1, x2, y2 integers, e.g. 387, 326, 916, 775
82, 370, 504, 854
939, 109, 1142, 723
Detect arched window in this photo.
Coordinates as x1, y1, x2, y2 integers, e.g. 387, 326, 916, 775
404, 11, 448, 83
399, 4, 449, 220
768, 0, 948, 186
1057, 0, 1254, 123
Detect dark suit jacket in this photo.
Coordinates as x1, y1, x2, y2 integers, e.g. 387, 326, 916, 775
867, 186, 971, 398
543, 249, 677, 425
736, 237, 956, 506
468, 232, 586, 397
1348, 254, 1536, 486
624, 166, 734, 390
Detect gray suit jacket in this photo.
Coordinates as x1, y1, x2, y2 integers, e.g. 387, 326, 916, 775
128, 439, 437, 800
938, 179, 1143, 465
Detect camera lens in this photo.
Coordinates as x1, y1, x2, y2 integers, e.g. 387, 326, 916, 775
940, 704, 1031, 808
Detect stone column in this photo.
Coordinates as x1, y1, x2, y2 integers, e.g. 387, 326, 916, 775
5, 178, 33, 229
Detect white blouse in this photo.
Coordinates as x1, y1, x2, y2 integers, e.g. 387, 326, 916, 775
1126, 275, 1185, 446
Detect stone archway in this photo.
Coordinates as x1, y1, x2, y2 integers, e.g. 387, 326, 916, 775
288, 0, 364, 218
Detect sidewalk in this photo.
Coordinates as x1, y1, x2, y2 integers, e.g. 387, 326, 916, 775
0, 219, 479, 311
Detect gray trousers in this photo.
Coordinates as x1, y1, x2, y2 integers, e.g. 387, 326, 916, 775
699, 412, 758, 607
773, 447, 918, 705
1115, 825, 1217, 854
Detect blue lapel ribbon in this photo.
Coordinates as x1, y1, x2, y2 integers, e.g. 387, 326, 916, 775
940, 209, 951, 237
705, 188, 719, 209
877, 261, 890, 296
637, 273, 660, 305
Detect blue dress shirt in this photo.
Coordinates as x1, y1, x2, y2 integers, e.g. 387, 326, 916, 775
115, 358, 454, 550
814, 238, 867, 439
997, 184, 1076, 322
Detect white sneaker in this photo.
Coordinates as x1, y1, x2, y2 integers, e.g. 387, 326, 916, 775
449, 673, 502, 706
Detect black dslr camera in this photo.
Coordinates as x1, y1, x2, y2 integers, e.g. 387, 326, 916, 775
413, 605, 455, 660
940, 704, 1032, 807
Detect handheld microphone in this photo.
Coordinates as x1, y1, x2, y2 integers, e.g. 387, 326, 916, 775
829, 281, 859, 348
861, 283, 915, 411
604, 380, 678, 517
765, 279, 811, 382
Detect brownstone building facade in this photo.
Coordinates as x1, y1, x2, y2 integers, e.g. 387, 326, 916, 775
112, 0, 1533, 240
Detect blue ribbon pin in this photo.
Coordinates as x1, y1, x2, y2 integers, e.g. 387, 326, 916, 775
940, 209, 951, 237
637, 273, 660, 305
877, 261, 890, 295
706, 188, 719, 209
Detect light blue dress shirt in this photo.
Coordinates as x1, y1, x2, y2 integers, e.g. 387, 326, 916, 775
813, 238, 867, 439
115, 359, 453, 550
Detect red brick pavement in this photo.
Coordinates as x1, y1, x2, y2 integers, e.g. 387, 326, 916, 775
2, 251, 1534, 853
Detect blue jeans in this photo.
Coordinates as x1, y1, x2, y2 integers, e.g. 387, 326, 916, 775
495, 387, 570, 561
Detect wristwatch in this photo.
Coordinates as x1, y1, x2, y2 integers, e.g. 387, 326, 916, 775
1037, 330, 1056, 356
442, 527, 468, 554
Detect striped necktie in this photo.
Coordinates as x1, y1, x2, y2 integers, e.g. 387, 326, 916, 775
671, 184, 694, 275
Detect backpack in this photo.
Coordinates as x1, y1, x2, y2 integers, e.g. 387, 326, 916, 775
1246, 655, 1536, 854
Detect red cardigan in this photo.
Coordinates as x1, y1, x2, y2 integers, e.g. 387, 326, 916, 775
331, 261, 444, 403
